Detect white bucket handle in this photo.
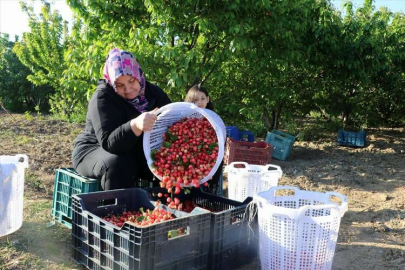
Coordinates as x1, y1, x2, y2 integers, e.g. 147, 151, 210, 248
15, 155, 29, 168
326, 191, 349, 216
253, 186, 298, 210
262, 164, 282, 178
254, 186, 299, 209
270, 185, 299, 196
224, 162, 249, 173
231, 162, 249, 168
326, 191, 347, 204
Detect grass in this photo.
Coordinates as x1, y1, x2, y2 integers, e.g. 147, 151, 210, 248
0, 129, 31, 145
0, 200, 78, 270
16, 136, 31, 145
26, 174, 45, 191
0, 129, 14, 138
0, 241, 48, 270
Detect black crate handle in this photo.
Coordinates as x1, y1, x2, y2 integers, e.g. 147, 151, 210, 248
97, 198, 117, 207
75, 188, 155, 212
168, 226, 190, 240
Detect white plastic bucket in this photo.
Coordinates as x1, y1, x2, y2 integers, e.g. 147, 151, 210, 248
143, 102, 226, 186
254, 186, 348, 270
0, 154, 29, 237
225, 162, 282, 202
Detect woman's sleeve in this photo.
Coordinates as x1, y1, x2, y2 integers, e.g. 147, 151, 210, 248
89, 91, 139, 154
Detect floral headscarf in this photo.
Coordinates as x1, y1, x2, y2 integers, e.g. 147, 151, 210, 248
103, 48, 149, 113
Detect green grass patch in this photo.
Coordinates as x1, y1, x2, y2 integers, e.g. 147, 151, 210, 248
25, 174, 45, 192
0, 130, 31, 145
0, 199, 78, 270
0, 237, 76, 270
0, 129, 15, 139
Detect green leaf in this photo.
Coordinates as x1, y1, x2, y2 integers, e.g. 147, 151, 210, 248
166, 131, 178, 142
168, 229, 178, 238
163, 141, 172, 148
208, 143, 218, 149
151, 149, 158, 161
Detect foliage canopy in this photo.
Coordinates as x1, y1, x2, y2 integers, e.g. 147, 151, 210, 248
4, 0, 404, 130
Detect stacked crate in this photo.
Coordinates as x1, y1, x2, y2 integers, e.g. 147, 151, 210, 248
72, 188, 212, 269
52, 168, 154, 228
52, 168, 101, 229
238, 130, 255, 142
225, 126, 255, 142
224, 138, 273, 165
265, 130, 296, 161
69, 184, 259, 269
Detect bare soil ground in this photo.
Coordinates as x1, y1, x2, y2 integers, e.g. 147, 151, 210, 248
0, 113, 404, 270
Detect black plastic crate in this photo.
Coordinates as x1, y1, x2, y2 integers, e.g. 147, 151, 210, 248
147, 188, 259, 270
72, 188, 210, 270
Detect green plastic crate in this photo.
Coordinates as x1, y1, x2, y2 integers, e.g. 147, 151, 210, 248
271, 130, 296, 143
265, 130, 295, 161
51, 168, 101, 229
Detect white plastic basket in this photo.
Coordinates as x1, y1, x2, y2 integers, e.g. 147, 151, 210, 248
225, 162, 282, 202
0, 154, 29, 237
143, 102, 226, 186
254, 186, 348, 270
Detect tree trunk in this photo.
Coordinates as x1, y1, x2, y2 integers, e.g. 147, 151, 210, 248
343, 106, 350, 128
272, 103, 282, 130
263, 107, 272, 131
271, 109, 276, 130
264, 104, 282, 131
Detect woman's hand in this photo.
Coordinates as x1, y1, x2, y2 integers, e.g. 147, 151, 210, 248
130, 108, 158, 136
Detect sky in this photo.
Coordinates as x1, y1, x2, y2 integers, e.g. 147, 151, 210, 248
332, 0, 405, 13
0, 0, 405, 40
0, 0, 74, 40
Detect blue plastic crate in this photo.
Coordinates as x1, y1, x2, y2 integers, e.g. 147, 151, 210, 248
226, 126, 239, 140
337, 129, 366, 147
265, 130, 295, 161
272, 129, 296, 144
238, 130, 255, 142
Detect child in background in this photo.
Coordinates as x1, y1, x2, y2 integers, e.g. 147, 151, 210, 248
185, 84, 214, 110
185, 84, 222, 195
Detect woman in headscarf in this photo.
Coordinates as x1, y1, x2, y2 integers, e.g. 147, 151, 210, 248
72, 48, 171, 190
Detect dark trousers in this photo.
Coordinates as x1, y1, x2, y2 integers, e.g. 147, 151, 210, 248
75, 148, 154, 190
203, 161, 223, 195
